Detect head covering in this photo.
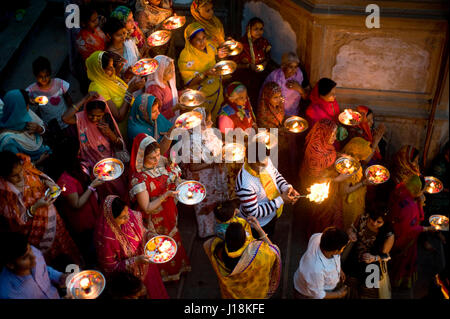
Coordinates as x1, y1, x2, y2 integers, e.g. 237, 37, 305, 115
257, 81, 284, 128
318, 78, 337, 97
130, 133, 157, 174
220, 82, 256, 128
190, 0, 225, 47
405, 175, 423, 197
241, 17, 270, 66
86, 51, 128, 100
225, 82, 246, 99
281, 52, 300, 66
302, 119, 338, 177
342, 137, 373, 184
0, 90, 31, 131
110, 5, 131, 24
392, 145, 421, 184
356, 105, 382, 161
146, 55, 178, 108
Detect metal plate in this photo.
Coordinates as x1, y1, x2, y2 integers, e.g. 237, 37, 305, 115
34, 96, 48, 105
284, 116, 309, 133
131, 58, 159, 76
93, 158, 124, 181
174, 111, 202, 130
176, 180, 206, 205
365, 165, 390, 185
212, 60, 237, 76
220, 40, 243, 56
429, 215, 449, 231
145, 235, 178, 263
147, 30, 171, 47
162, 15, 186, 30
179, 89, 206, 107
424, 176, 444, 194
223, 143, 246, 162
252, 131, 278, 150
67, 270, 105, 299
338, 109, 362, 126
335, 156, 360, 176
45, 185, 62, 200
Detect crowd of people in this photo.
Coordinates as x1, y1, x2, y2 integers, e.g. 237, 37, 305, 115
0, 0, 448, 300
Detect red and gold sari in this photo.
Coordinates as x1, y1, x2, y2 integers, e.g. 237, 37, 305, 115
129, 133, 191, 282
0, 154, 80, 265
95, 195, 169, 299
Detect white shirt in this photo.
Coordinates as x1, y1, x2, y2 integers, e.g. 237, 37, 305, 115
293, 233, 341, 299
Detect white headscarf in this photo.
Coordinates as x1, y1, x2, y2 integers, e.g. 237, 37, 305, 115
146, 55, 179, 110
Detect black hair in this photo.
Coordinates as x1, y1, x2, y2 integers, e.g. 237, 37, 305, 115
245, 140, 268, 164
108, 271, 143, 299
80, 4, 98, 25
214, 199, 240, 223
225, 222, 246, 253
367, 201, 389, 222
0, 151, 22, 179
32, 56, 52, 77
318, 78, 337, 97
247, 17, 264, 29
103, 17, 125, 37
101, 51, 114, 70
319, 227, 349, 252
0, 232, 29, 266
111, 197, 126, 218
85, 100, 106, 113
144, 142, 161, 158
419, 174, 426, 191
19, 89, 31, 106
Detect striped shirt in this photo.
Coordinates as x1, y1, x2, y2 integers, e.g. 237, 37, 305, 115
235, 159, 291, 227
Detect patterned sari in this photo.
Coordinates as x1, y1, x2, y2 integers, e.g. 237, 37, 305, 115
129, 133, 191, 281
178, 22, 224, 121
190, 0, 225, 47
0, 154, 80, 265
95, 195, 169, 299
392, 145, 421, 185
204, 237, 281, 299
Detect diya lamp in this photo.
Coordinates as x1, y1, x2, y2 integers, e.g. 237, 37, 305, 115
79, 277, 91, 294
186, 191, 194, 199
256, 64, 265, 72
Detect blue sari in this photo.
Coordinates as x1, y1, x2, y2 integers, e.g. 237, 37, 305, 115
127, 94, 173, 145
0, 90, 51, 160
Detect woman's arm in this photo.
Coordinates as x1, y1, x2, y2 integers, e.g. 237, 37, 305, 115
135, 189, 176, 215
107, 78, 145, 123
381, 234, 395, 255
63, 179, 103, 210
62, 92, 97, 125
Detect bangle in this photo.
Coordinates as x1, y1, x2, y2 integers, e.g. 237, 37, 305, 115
73, 104, 80, 111
259, 233, 268, 240
88, 185, 96, 192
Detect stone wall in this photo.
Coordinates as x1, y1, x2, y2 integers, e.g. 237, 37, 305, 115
243, 0, 449, 167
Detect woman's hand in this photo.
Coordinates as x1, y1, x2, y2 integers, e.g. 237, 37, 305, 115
90, 177, 104, 189
204, 68, 217, 77
128, 77, 146, 93
347, 228, 357, 242
135, 255, 151, 265
97, 122, 117, 141
164, 190, 179, 200
217, 47, 228, 59
25, 122, 43, 134
335, 173, 351, 183
362, 253, 377, 264
286, 186, 300, 204
82, 91, 100, 104
247, 216, 264, 235
33, 197, 56, 212
286, 80, 303, 93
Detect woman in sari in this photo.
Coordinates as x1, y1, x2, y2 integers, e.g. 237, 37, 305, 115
178, 22, 227, 122
391, 145, 421, 185
340, 137, 378, 230
129, 133, 191, 282
62, 93, 129, 203
204, 218, 281, 299
344, 202, 395, 299
86, 50, 145, 138
190, 0, 225, 48
217, 82, 257, 135
95, 195, 169, 299
145, 55, 181, 124
305, 78, 340, 127
0, 151, 81, 266
388, 175, 437, 289
299, 119, 350, 238
232, 17, 271, 109
127, 94, 173, 155
111, 5, 146, 54
261, 52, 308, 118
181, 107, 227, 238
0, 90, 51, 165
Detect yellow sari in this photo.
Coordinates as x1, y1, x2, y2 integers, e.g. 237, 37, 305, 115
203, 237, 281, 299
178, 22, 224, 121
341, 137, 373, 229
190, 0, 225, 47
86, 51, 129, 137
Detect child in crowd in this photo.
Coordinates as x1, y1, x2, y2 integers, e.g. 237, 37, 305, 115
214, 199, 254, 241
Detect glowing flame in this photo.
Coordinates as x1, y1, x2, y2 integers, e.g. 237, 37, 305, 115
256, 64, 264, 71
264, 134, 270, 145
158, 240, 172, 253
80, 278, 90, 289
306, 182, 330, 203
103, 164, 112, 174
187, 191, 193, 198
62, 186, 66, 192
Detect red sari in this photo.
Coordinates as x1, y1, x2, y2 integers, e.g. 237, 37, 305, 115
129, 133, 191, 282
305, 84, 340, 128
95, 195, 168, 299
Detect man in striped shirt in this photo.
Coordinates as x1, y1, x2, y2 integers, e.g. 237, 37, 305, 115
235, 141, 300, 238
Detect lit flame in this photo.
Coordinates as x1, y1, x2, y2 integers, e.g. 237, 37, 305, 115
345, 160, 351, 168
103, 164, 112, 174
187, 191, 193, 198
62, 186, 66, 192
375, 170, 382, 176
80, 278, 90, 290
158, 240, 172, 253
292, 122, 299, 129
306, 182, 330, 203
256, 64, 264, 71
264, 134, 270, 145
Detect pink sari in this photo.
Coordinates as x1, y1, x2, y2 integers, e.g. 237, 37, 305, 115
75, 100, 128, 202
95, 195, 169, 299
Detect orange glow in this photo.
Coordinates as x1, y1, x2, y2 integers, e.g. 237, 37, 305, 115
306, 182, 330, 203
